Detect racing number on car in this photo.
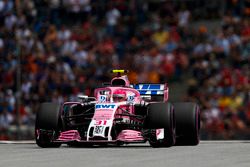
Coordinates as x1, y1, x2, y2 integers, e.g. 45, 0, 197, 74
94, 120, 107, 135
95, 120, 107, 125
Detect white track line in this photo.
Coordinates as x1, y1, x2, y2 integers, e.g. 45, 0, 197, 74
0, 140, 249, 144
200, 140, 250, 143
0, 140, 35, 144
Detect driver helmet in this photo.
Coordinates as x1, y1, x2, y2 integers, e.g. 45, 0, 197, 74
113, 89, 126, 102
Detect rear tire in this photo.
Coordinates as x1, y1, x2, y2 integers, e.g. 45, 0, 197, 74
174, 102, 200, 146
35, 103, 62, 148
146, 102, 176, 147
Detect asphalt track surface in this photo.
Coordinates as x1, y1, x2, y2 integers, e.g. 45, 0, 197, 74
0, 141, 250, 167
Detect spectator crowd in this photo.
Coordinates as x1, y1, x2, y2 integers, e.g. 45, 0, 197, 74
0, 0, 249, 140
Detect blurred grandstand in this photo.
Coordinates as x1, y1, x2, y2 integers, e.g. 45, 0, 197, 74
0, 0, 249, 140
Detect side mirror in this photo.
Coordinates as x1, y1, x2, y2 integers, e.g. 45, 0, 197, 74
78, 94, 97, 103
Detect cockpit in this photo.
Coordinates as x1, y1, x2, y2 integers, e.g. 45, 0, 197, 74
94, 87, 139, 103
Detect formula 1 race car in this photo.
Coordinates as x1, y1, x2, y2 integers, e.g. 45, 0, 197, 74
35, 70, 200, 148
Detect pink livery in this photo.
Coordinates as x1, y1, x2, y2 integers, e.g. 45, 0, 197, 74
35, 70, 200, 148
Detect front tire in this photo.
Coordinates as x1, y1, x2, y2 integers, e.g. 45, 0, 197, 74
146, 102, 176, 147
35, 103, 62, 148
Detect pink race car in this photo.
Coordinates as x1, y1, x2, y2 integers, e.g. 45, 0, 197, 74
35, 70, 200, 148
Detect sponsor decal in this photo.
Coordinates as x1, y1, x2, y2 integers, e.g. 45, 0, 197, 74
135, 84, 162, 90
95, 104, 116, 109
94, 126, 104, 134
127, 95, 135, 102
99, 95, 107, 102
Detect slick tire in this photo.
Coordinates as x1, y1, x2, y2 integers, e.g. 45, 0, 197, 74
35, 102, 62, 148
146, 102, 176, 147
174, 102, 200, 146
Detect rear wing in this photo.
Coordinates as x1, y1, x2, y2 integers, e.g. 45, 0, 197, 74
131, 84, 168, 101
